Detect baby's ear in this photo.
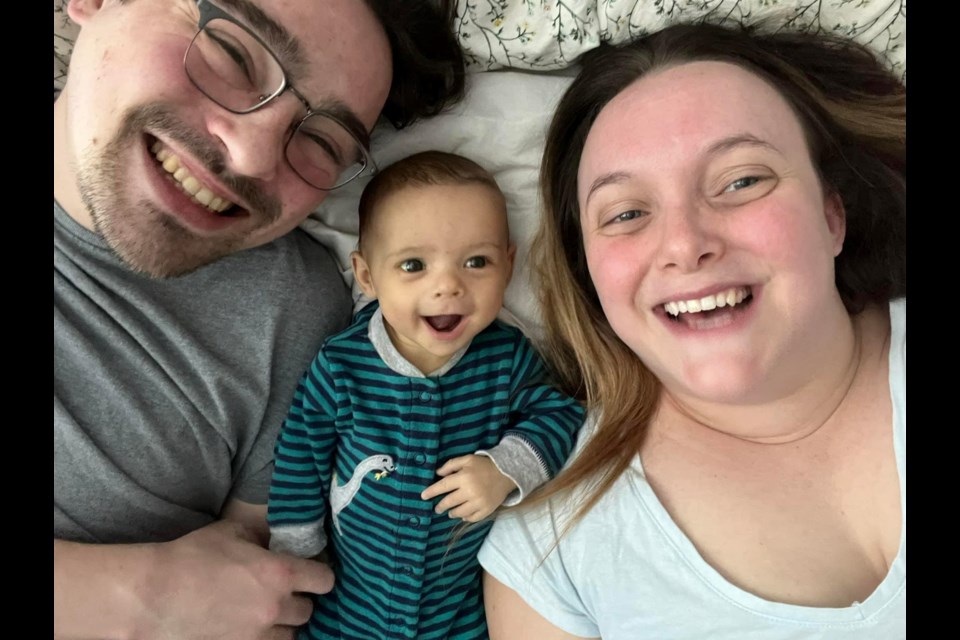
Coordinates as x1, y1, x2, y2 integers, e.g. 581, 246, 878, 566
351, 251, 378, 299
505, 243, 517, 282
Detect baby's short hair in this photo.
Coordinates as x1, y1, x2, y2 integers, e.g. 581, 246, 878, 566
357, 151, 505, 250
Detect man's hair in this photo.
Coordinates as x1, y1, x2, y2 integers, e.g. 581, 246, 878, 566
525, 22, 906, 535
357, 150, 505, 250
365, 1, 466, 128
113, 0, 465, 126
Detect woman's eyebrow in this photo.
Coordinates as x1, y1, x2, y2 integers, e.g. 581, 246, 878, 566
706, 134, 781, 157
584, 171, 631, 209
584, 135, 782, 208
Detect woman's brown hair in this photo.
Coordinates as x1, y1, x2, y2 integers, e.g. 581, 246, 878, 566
525, 22, 906, 527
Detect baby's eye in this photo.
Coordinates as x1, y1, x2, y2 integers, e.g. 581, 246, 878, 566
399, 259, 425, 273
723, 176, 763, 192
464, 256, 487, 269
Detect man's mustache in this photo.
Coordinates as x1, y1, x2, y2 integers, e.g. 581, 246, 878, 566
117, 103, 283, 222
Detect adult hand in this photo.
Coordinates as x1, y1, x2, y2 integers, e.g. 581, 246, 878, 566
129, 518, 332, 640
421, 455, 516, 522
55, 518, 333, 640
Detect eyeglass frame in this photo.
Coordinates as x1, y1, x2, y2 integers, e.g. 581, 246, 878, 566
184, 0, 378, 190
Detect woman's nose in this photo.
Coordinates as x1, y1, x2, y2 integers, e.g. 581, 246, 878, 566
655, 204, 723, 272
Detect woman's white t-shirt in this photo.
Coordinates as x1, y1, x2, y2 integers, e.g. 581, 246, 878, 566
478, 299, 906, 639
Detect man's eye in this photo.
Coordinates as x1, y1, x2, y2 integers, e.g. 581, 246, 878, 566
724, 176, 762, 192
464, 256, 487, 269
400, 259, 425, 273
208, 31, 256, 85
301, 131, 345, 167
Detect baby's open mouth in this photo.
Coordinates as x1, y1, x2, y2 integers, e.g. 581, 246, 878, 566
424, 315, 463, 332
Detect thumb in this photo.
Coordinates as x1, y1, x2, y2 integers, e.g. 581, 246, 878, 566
286, 555, 336, 595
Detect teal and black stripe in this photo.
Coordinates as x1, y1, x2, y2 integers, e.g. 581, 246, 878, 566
269, 304, 584, 639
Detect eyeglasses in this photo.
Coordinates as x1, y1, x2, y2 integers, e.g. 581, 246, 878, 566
184, 0, 376, 190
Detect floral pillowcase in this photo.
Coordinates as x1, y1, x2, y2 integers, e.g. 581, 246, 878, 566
454, 0, 905, 79
55, 1, 906, 97
54, 0, 79, 98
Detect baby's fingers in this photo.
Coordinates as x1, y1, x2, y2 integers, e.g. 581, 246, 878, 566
446, 501, 486, 521
433, 489, 470, 515
436, 455, 472, 476
421, 476, 456, 501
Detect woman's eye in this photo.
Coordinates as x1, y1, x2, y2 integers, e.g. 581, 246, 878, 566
607, 209, 646, 225
724, 176, 763, 192
399, 259, 425, 273
464, 256, 487, 269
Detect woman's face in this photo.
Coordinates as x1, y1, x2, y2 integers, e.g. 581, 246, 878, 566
577, 61, 847, 404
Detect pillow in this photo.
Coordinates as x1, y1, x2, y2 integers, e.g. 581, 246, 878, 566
55, 2, 906, 92
456, 0, 905, 80
54, 0, 80, 97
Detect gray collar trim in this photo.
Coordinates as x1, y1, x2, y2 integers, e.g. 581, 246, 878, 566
367, 306, 470, 378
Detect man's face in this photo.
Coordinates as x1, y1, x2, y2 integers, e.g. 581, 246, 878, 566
56, 0, 392, 277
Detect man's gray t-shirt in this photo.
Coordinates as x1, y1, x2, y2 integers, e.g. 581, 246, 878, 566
54, 201, 351, 543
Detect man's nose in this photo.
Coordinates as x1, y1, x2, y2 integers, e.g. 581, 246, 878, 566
207, 96, 302, 182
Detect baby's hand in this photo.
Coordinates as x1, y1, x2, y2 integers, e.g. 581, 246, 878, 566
420, 455, 517, 522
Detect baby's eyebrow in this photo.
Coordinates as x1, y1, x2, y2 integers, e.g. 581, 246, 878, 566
465, 242, 506, 252
384, 246, 429, 260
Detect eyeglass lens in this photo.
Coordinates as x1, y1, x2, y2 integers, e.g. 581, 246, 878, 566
185, 16, 366, 189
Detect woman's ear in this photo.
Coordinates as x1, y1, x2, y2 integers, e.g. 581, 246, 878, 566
351, 251, 378, 299
824, 191, 847, 257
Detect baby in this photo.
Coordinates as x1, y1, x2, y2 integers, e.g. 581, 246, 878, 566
267, 151, 584, 640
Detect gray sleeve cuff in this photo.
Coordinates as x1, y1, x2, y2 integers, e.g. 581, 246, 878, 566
268, 520, 328, 558
476, 435, 550, 506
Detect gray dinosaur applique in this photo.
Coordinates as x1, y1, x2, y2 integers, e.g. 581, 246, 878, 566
330, 454, 396, 535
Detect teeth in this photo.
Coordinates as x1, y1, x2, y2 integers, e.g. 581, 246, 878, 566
162, 155, 180, 173
194, 187, 215, 206
181, 176, 201, 196
664, 287, 751, 317
150, 141, 235, 213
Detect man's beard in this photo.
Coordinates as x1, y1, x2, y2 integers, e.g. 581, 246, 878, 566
76, 104, 282, 278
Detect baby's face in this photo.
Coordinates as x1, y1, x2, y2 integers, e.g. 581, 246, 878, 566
353, 183, 515, 374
